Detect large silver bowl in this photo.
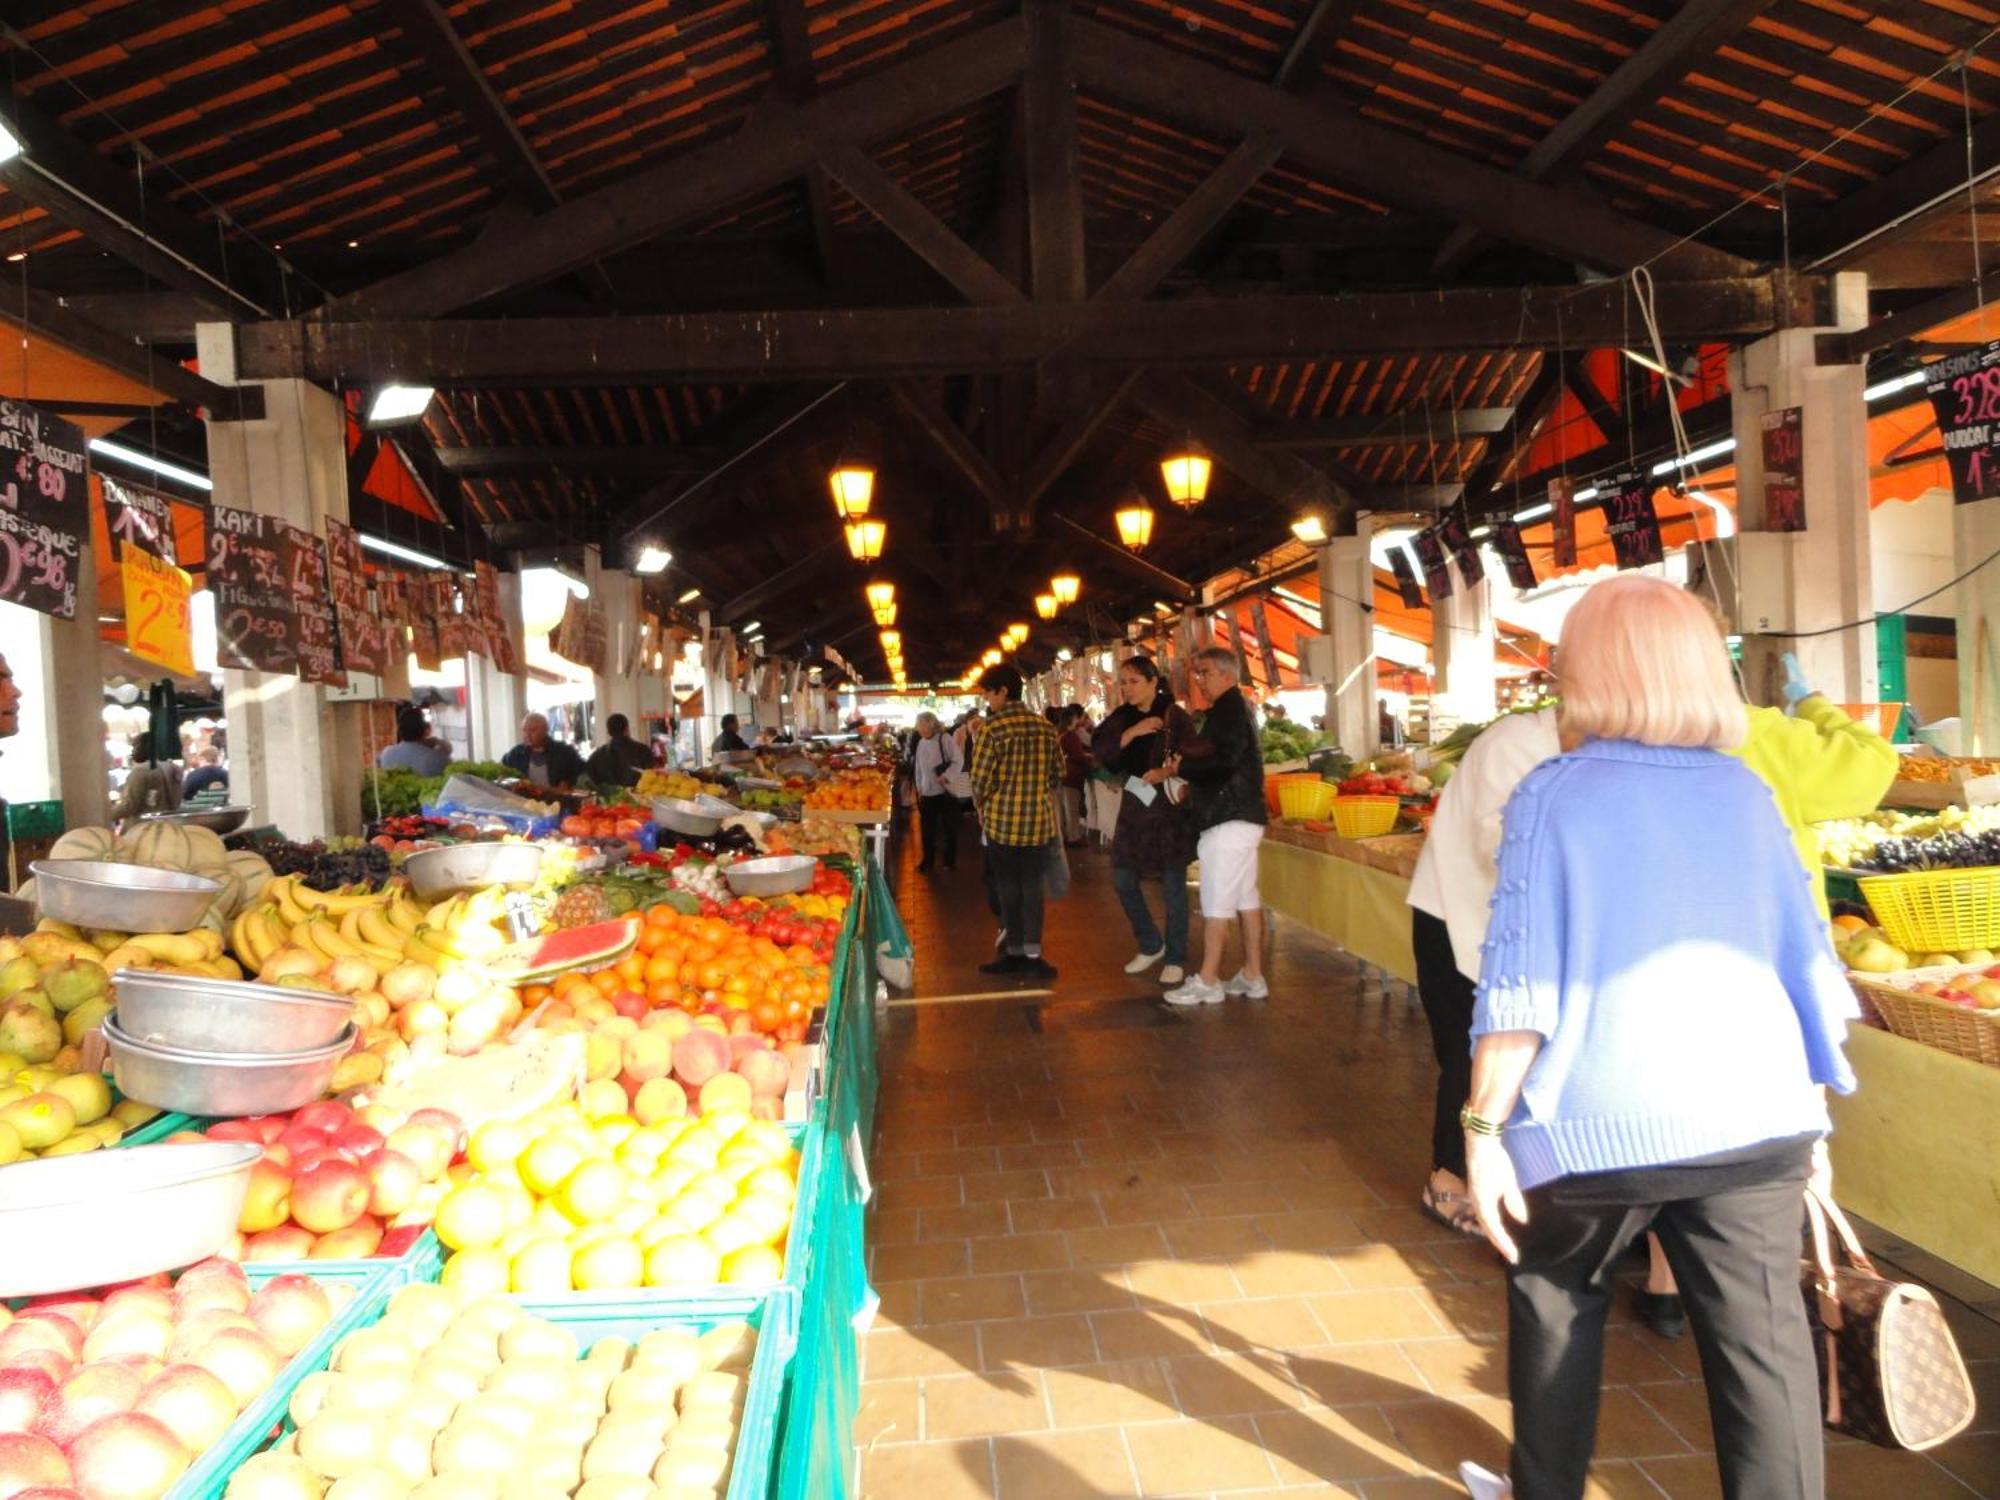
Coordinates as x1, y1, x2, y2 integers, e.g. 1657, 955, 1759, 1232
722, 854, 817, 897
139, 804, 253, 835
30, 859, 221, 933
102, 1018, 355, 1116
0, 1141, 260, 1297
653, 796, 722, 838
402, 842, 545, 900
114, 969, 354, 1054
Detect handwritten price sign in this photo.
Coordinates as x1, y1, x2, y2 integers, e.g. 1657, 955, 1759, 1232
1926, 341, 2000, 505
0, 400, 87, 620
121, 549, 195, 676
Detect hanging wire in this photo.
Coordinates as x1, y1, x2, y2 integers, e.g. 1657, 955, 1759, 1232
1964, 56, 1988, 315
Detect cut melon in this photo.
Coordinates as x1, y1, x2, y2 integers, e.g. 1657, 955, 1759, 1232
358, 1031, 585, 1131
488, 916, 641, 982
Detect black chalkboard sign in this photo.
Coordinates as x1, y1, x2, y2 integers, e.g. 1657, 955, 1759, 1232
102, 475, 183, 566
0, 400, 87, 620
1387, 545, 1424, 610
1602, 472, 1665, 570
1411, 525, 1452, 602
1926, 340, 2000, 504
279, 522, 344, 686
209, 504, 297, 673
1438, 506, 1483, 589
1490, 517, 1539, 592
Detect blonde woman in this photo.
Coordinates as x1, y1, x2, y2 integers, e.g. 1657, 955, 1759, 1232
1458, 575, 1856, 1500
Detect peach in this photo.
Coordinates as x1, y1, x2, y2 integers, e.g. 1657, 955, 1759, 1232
133, 1366, 236, 1455
165, 1312, 255, 1365
618, 1032, 672, 1085
629, 1078, 687, 1126
578, 1079, 627, 1122
325, 956, 378, 997
96, 1291, 169, 1327
239, 1226, 315, 1264
14, 1303, 95, 1336
290, 1161, 369, 1235
379, 963, 434, 1009
235, 1159, 294, 1237
671, 1032, 730, 1089
0, 1353, 68, 1389
308, 1216, 383, 1261
246, 1277, 332, 1359
693, 1073, 752, 1116
65, 1412, 189, 1500
726, 1034, 769, 1064
32, 1364, 142, 1449
362, 1150, 421, 1218
79, 1315, 171, 1367
170, 1262, 248, 1311
2, 1318, 83, 1364
187, 1330, 280, 1408
641, 1007, 692, 1038
734, 1048, 789, 1100
0, 1370, 55, 1436
608, 992, 647, 1023
0, 1433, 70, 1497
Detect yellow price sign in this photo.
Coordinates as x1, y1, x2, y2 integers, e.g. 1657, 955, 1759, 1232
121, 547, 195, 676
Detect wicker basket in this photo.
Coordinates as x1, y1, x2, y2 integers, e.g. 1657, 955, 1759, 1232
1278, 779, 1336, 822
1332, 794, 1400, 839
1856, 867, 2000, 953
1849, 976, 2000, 1067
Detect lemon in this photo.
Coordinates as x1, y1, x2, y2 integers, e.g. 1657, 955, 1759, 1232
571, 1236, 643, 1292
435, 1182, 509, 1251
720, 1245, 782, 1286
509, 1237, 573, 1295
553, 1159, 629, 1226
468, 1118, 532, 1173
440, 1247, 510, 1295
518, 1133, 586, 1197
642, 1236, 721, 1289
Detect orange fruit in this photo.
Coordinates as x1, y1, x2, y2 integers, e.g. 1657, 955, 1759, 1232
644, 1236, 722, 1288
572, 1236, 644, 1291
720, 1246, 782, 1286
435, 1182, 510, 1251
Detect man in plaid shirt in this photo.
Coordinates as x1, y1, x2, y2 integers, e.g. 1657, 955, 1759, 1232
971, 663, 1062, 981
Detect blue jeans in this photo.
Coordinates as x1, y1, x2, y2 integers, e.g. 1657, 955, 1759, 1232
1111, 862, 1188, 966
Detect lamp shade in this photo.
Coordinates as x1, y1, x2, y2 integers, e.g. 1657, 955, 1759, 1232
829, 464, 874, 517
1035, 594, 1058, 620
879, 629, 902, 653
871, 601, 898, 626
1161, 446, 1212, 506
865, 579, 895, 609
1050, 573, 1080, 605
1291, 513, 1328, 545
845, 518, 886, 560
981, 649, 1002, 667
1114, 499, 1155, 550
1006, 623, 1029, 646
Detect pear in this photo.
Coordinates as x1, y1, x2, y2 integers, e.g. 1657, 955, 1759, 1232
42, 959, 108, 1013
44, 1071, 110, 1126
0, 955, 39, 1000
1846, 938, 1910, 975
0, 1000, 61, 1063
4, 987, 52, 1019
61, 994, 113, 1047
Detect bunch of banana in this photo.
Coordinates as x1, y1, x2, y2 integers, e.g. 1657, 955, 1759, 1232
34, 918, 242, 979
402, 886, 510, 969
231, 876, 437, 976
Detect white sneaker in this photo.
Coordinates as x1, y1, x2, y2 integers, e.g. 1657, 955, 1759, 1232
1159, 964, 1185, 986
1224, 970, 1269, 999
1458, 1461, 1511, 1500
1164, 975, 1225, 1007
1124, 949, 1165, 975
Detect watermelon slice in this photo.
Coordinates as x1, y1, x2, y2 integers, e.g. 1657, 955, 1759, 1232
489, 915, 641, 982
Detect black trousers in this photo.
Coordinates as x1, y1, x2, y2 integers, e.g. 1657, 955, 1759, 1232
917, 793, 959, 868
1508, 1167, 1822, 1500
1412, 909, 1476, 1178
986, 841, 1046, 955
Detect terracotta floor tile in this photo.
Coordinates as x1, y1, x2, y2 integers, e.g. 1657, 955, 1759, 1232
1400, 1336, 1507, 1398
997, 1141, 1083, 1171
1637, 1454, 1725, 1499
1824, 1442, 1987, 1499
1165, 1349, 1320, 1416
990, 1429, 1138, 1499
1285, 1343, 1433, 1408
1067, 1223, 1170, 1269
960, 1118, 1034, 1147
869, 1207, 921, 1246
1332, 1244, 1456, 1290
1417, 1283, 1508, 1338
859, 1437, 995, 1500
920, 1146, 1002, 1178
874, 1239, 972, 1283
1097, 1185, 1199, 1225
878, 1175, 967, 1213
962, 1169, 1053, 1204
865, 1323, 981, 1380
1255, 1209, 1369, 1253
1309, 1290, 1449, 1344
1188, 1180, 1298, 1218
1075, 1134, 1167, 1165
1124, 1415, 1280, 1493
1024, 1268, 1138, 1316
1200, 1296, 1330, 1354
980, 1313, 1100, 1371
1091, 1307, 1208, 1362
1255, 1405, 1417, 1484
1224, 1487, 1370, 1499
922, 1370, 1051, 1440
1008, 1195, 1107, 1234
1599, 1327, 1683, 1385
920, 1201, 1014, 1242
1381, 1395, 1513, 1474
920, 1274, 1030, 1325
1042, 1357, 1181, 1427
1593, 1386, 1693, 1459
1632, 1380, 1716, 1453
1351, 1205, 1465, 1245
854, 1379, 920, 1448
1279, 1178, 1386, 1212
1930, 1431, 2000, 1494
1161, 1216, 1274, 1259
1352, 1481, 1462, 1499
1124, 1257, 1246, 1304
1585, 1461, 1675, 1499
1230, 1249, 1352, 1298
875, 1280, 923, 1329
969, 1231, 1073, 1276
1425, 1239, 1510, 1283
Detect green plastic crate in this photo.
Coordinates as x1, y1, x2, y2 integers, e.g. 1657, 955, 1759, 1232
116, 1109, 204, 1147
236, 1227, 445, 1297
6, 799, 64, 841
182, 1280, 795, 1500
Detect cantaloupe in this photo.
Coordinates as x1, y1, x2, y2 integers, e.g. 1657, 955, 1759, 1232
48, 827, 116, 862
120, 820, 197, 871
181, 825, 228, 868
226, 849, 272, 909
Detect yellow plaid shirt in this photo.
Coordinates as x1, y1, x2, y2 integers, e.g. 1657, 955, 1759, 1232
971, 702, 1061, 846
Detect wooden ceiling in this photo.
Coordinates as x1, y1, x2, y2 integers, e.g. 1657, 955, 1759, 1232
2, 0, 1996, 676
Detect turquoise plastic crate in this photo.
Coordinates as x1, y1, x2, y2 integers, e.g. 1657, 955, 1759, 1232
236, 1227, 444, 1295
184, 1281, 795, 1500
116, 1109, 204, 1147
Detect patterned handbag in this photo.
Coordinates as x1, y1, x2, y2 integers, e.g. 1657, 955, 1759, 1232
1800, 1186, 1976, 1450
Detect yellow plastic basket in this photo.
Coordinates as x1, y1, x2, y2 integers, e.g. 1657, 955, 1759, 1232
1332, 794, 1400, 839
1278, 779, 1336, 822
1857, 867, 2000, 953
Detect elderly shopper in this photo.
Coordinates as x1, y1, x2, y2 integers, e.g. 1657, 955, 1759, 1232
910, 710, 963, 873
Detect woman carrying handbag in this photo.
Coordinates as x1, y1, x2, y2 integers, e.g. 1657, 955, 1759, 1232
1091, 656, 1197, 987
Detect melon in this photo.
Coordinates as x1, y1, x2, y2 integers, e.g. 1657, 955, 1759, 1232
488, 916, 641, 982
226, 849, 272, 908
120, 820, 197, 871
181, 825, 228, 868
49, 827, 117, 862
361, 1032, 587, 1131
16, 877, 34, 904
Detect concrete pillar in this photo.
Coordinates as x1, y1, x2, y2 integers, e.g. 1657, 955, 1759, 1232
1433, 576, 1496, 732
1321, 518, 1378, 758
586, 555, 644, 746
1727, 272, 1876, 707
467, 574, 528, 762
1956, 501, 2000, 751
197, 323, 361, 840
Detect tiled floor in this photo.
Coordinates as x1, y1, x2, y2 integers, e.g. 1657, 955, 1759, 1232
856, 832, 2000, 1499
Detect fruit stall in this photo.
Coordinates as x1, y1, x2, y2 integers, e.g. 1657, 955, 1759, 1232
0, 760, 895, 1498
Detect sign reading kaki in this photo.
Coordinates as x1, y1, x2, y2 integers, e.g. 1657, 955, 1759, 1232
121, 549, 194, 676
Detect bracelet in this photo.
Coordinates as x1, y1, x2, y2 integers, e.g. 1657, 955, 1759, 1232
1459, 1106, 1506, 1138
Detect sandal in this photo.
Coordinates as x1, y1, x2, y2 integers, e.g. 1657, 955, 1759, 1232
1420, 1179, 1485, 1238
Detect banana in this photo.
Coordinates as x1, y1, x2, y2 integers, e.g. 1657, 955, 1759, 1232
358, 943, 403, 972
212, 954, 244, 980
404, 929, 454, 969
192, 927, 224, 962
99, 943, 157, 972
85, 928, 129, 954
229, 908, 258, 970
268, 876, 311, 928
356, 905, 405, 952
386, 896, 425, 936
339, 907, 368, 948
296, 882, 384, 916
125, 931, 209, 965
240, 907, 285, 972
302, 915, 363, 961
426, 894, 464, 934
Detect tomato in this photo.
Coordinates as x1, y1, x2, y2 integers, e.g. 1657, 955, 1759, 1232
560, 815, 593, 838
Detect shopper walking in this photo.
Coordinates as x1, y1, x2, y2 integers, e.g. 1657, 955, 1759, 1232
910, 711, 962, 873
1056, 706, 1093, 846
970, 664, 1061, 982
1093, 657, 1197, 987
1164, 648, 1268, 1006
1456, 575, 1856, 1500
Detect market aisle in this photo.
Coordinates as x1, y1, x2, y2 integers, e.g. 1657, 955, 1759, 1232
854, 837, 2000, 1499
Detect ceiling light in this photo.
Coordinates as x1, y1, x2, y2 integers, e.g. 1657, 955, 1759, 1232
1291, 513, 1328, 545
1511, 503, 1552, 523
1865, 369, 1927, 401
845, 518, 886, 561
358, 533, 451, 570
2, 252, 21, 264
829, 462, 874, 518
1621, 347, 1691, 388
1056, 648, 1073, 662
1006, 623, 1029, 646
1035, 594, 1058, 620
87, 438, 213, 492
1114, 494, 1155, 551
1160, 443, 1211, 507
981, 648, 1002, 667
879, 629, 901, 652
1050, 573, 1080, 605
1686, 488, 1737, 540
871, 601, 897, 626
739, 620, 761, 635
366, 384, 435, 424
865, 579, 895, 609
0, 122, 21, 165
634, 545, 672, 574
1649, 437, 1734, 477
677, 587, 702, 603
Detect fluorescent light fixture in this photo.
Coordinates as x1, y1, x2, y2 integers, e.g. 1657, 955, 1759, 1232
0, 122, 20, 165
1469, 525, 1493, 540
1649, 437, 1735, 476
633, 545, 672, 574
1865, 369, 1927, 402
88, 438, 212, 492
1686, 488, 1737, 539
1574, 486, 1600, 504
677, 587, 701, 603
1512, 502, 1553, 523
1622, 347, 1691, 387
1291, 514, 1328, 545
1056, 648, 1073, 662
739, 621, 761, 635
358, 533, 451, 570
366, 384, 435, 424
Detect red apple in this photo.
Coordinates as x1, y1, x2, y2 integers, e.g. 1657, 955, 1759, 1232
403, 1108, 463, 1150
186, 1331, 279, 1408
238, 1227, 314, 1264
32, 1364, 142, 1449
361, 1150, 421, 1218
289, 1161, 368, 1235
245, 1277, 331, 1359
235, 1160, 294, 1239
289, 1101, 353, 1137
382, 1124, 451, 1183
0, 1370, 54, 1436
133, 1366, 236, 1453
307, 1215, 382, 1261
376, 1225, 425, 1259
0, 1432, 70, 1498
64, 1412, 189, 1500
274, 1126, 331, 1161
257, 1143, 291, 1171
329, 1124, 384, 1162
284, 1147, 344, 1177
200, 1121, 264, 1146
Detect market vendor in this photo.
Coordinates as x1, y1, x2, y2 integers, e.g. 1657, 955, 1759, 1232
502, 712, 586, 788
711, 714, 750, 754
378, 707, 451, 777
585, 713, 655, 788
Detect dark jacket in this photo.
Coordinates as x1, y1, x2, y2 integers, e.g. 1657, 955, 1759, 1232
1093, 690, 1198, 873
586, 736, 654, 789
1177, 685, 1267, 832
502, 739, 587, 788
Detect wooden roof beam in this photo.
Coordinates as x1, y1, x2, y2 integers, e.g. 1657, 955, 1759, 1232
1132, 374, 1346, 520
821, 148, 1024, 305
389, 1, 558, 211
435, 445, 717, 477
1431, 0, 1778, 279
1459, 357, 1564, 511
761, 0, 844, 286
330, 20, 1027, 319
1064, 16, 1753, 278
15, 289, 261, 418
1095, 133, 1282, 303
1255, 408, 1512, 447
1023, 1, 1086, 305
1271, 0, 1364, 88
890, 379, 1012, 516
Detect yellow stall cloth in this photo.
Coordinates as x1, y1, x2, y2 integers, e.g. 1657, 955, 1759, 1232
1258, 831, 1418, 985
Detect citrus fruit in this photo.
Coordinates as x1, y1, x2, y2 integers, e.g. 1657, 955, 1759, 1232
720, 1246, 782, 1286
703, 1211, 767, 1258
435, 1181, 510, 1251
643, 1236, 722, 1288
509, 1238, 573, 1295
554, 1159, 630, 1225
440, 1247, 510, 1294
571, 1236, 644, 1291
467, 1118, 532, 1173
519, 1133, 586, 1196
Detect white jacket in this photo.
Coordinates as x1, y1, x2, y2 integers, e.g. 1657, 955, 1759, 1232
1406, 708, 1561, 981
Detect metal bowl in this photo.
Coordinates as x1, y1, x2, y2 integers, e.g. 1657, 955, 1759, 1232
402, 842, 545, 900
101, 1018, 356, 1116
0, 1141, 260, 1297
114, 969, 354, 1054
722, 854, 818, 897
653, 796, 723, 837
139, 804, 253, 835
30, 859, 221, 933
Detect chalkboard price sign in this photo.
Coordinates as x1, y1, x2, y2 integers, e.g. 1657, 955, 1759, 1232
1437, 507, 1483, 589
209, 505, 297, 673
1387, 545, 1424, 609
325, 519, 389, 677
1490, 516, 1539, 593
1410, 525, 1452, 602
1926, 340, 2000, 504
1602, 472, 1665, 570
279, 523, 344, 687
0, 400, 87, 620
102, 475, 181, 566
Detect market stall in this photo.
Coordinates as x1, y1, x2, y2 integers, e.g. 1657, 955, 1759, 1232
1260, 824, 1420, 987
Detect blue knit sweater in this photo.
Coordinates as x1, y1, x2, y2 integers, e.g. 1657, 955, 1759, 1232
1473, 739, 1859, 1191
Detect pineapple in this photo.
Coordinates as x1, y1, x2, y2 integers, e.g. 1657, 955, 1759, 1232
550, 883, 610, 930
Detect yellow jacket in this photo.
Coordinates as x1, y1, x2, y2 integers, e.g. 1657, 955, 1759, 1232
1733, 698, 1898, 914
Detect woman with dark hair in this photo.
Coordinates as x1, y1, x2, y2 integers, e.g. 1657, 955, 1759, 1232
1091, 656, 1197, 987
